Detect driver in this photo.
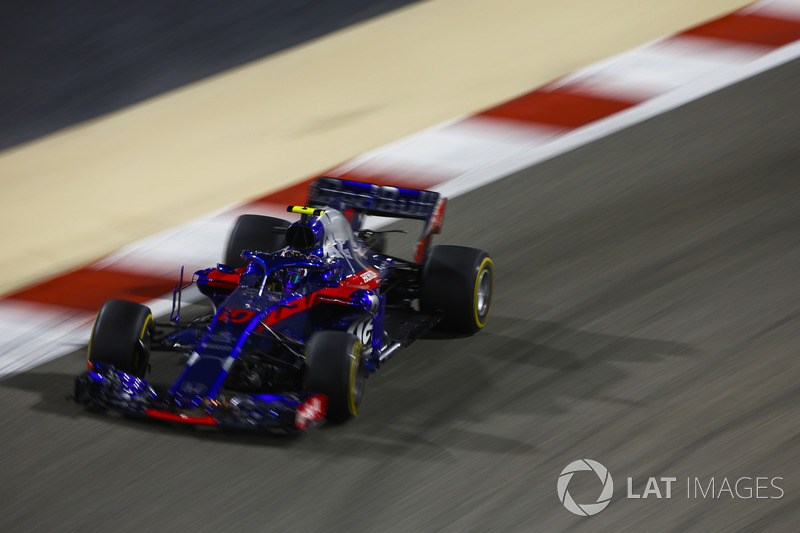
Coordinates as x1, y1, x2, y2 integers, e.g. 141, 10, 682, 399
242, 249, 320, 293
277, 249, 310, 292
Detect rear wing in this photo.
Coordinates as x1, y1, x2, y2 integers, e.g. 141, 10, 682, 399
309, 177, 440, 220
308, 177, 446, 262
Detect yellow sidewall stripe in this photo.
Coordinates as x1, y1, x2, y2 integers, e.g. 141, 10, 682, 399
140, 314, 153, 341
473, 257, 494, 329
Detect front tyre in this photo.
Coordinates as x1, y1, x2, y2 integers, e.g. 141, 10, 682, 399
87, 299, 153, 378
304, 331, 365, 423
420, 245, 494, 334
225, 214, 291, 268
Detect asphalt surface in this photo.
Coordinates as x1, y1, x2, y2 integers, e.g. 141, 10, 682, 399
0, 0, 423, 151
2, 59, 799, 531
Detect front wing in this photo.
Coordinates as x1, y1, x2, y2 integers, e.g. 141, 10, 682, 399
74, 363, 327, 432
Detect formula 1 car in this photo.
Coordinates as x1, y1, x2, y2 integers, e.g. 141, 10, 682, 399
74, 177, 493, 432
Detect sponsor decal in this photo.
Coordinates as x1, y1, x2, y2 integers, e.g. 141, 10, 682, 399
359, 269, 378, 285
295, 395, 328, 430
347, 317, 374, 347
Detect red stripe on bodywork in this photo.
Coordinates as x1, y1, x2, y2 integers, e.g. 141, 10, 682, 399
261, 270, 380, 325
202, 269, 241, 289
341, 269, 380, 290
264, 290, 353, 326
478, 90, 634, 128
206, 270, 381, 328
5, 268, 176, 312
145, 409, 218, 426
682, 13, 800, 47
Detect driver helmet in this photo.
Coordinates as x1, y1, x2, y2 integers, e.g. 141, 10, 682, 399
281, 249, 308, 291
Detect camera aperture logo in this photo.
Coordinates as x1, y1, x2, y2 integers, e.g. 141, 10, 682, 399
557, 459, 614, 516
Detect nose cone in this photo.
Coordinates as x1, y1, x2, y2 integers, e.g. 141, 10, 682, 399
173, 382, 207, 409
170, 356, 223, 408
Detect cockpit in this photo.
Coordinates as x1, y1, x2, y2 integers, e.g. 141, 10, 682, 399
223, 207, 372, 297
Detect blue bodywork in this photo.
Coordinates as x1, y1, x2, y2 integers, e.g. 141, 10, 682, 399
74, 178, 446, 432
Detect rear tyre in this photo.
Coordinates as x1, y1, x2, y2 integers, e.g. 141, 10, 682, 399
304, 331, 365, 423
420, 245, 494, 334
224, 215, 290, 268
87, 299, 153, 378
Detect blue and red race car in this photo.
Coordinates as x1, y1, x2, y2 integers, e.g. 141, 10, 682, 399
74, 177, 494, 432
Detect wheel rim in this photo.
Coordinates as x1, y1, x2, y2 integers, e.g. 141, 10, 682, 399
476, 267, 492, 319
348, 342, 365, 416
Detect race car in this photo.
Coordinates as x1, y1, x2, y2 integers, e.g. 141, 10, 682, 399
74, 177, 494, 432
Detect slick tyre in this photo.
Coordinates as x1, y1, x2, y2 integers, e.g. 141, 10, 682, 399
305, 331, 365, 423
87, 299, 153, 378
225, 215, 291, 268
420, 245, 494, 334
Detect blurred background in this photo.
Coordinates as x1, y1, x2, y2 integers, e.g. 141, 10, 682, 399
0, 0, 423, 150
